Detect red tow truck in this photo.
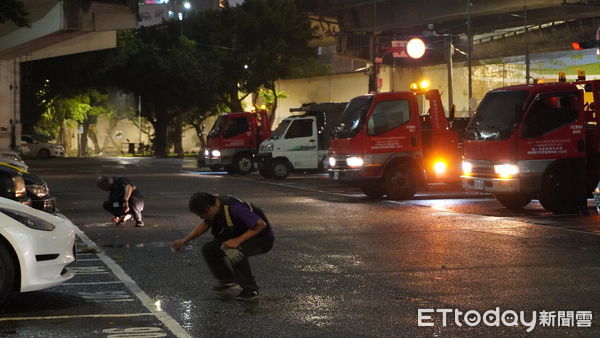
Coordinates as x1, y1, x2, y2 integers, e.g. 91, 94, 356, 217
328, 83, 463, 199
201, 108, 271, 174
461, 72, 600, 212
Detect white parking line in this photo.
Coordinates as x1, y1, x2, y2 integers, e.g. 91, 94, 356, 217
63, 214, 192, 338
62, 281, 124, 286
0, 313, 156, 322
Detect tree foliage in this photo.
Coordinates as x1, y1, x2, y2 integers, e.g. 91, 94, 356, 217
0, 0, 29, 27
24, 0, 321, 157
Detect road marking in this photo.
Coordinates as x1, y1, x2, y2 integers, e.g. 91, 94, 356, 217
61, 214, 192, 338
62, 281, 124, 286
0, 313, 156, 322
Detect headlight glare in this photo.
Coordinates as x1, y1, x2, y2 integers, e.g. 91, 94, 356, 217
494, 164, 519, 179
346, 156, 364, 168
211, 150, 221, 157
0, 208, 55, 231
433, 160, 447, 176
462, 161, 473, 176
204, 149, 209, 156
328, 157, 336, 168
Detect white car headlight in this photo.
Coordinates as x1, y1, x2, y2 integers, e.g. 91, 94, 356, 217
204, 149, 210, 156
346, 156, 364, 168
27, 184, 49, 198
328, 157, 336, 168
494, 164, 519, 179
263, 143, 274, 152
462, 161, 473, 176
0, 208, 55, 231
211, 150, 221, 157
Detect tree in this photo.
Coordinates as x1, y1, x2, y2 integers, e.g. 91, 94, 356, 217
69, 90, 109, 156
185, 0, 318, 120
108, 28, 219, 157
0, 0, 29, 27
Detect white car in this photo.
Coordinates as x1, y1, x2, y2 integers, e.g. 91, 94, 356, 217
0, 197, 76, 306
21, 135, 65, 158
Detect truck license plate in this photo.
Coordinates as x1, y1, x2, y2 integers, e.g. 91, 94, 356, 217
333, 172, 340, 180
474, 178, 484, 191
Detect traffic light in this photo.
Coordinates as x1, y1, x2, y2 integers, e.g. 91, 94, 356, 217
572, 40, 599, 50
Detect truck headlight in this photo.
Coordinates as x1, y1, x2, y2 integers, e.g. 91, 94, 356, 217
462, 161, 473, 176
494, 164, 519, 179
211, 150, 221, 157
328, 157, 336, 168
0, 208, 55, 231
346, 156, 364, 168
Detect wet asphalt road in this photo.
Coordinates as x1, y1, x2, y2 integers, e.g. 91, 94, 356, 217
2, 157, 600, 337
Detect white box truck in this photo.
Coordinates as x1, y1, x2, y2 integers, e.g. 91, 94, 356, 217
257, 102, 346, 179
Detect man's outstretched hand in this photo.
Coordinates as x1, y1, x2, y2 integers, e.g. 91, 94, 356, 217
171, 239, 186, 252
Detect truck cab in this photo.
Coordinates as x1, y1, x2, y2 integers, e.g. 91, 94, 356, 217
328, 85, 462, 200
462, 74, 600, 212
202, 109, 270, 174
257, 102, 346, 179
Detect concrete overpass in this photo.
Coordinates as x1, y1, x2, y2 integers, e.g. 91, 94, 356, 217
0, 0, 136, 150
306, 0, 600, 64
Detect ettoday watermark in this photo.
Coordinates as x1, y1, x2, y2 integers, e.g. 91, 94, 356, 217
418, 308, 592, 332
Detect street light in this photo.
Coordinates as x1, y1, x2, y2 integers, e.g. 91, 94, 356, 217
406, 38, 426, 59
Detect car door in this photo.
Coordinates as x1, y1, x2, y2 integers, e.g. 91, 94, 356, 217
283, 118, 318, 169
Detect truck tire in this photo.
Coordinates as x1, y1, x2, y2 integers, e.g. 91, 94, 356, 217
493, 192, 532, 210
385, 166, 417, 200
359, 180, 385, 199
0, 243, 15, 307
271, 160, 290, 180
538, 161, 573, 213
233, 154, 254, 175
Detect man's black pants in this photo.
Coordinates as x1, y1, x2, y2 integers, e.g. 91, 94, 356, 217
102, 195, 144, 222
202, 235, 273, 292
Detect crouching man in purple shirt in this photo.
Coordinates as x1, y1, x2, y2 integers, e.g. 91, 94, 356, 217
171, 192, 274, 301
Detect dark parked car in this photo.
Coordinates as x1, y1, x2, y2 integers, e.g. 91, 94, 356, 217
0, 163, 56, 213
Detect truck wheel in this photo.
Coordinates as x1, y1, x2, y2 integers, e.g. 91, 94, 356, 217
385, 166, 416, 200
493, 192, 532, 210
360, 180, 385, 199
0, 243, 15, 307
271, 160, 290, 180
233, 154, 254, 175
538, 161, 573, 213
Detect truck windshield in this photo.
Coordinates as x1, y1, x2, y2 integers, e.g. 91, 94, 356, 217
207, 116, 225, 139
332, 96, 373, 138
465, 90, 529, 141
269, 120, 291, 139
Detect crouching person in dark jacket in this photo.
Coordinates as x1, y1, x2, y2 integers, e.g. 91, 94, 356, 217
171, 192, 274, 301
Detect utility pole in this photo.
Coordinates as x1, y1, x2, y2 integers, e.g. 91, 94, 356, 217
447, 36, 454, 112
